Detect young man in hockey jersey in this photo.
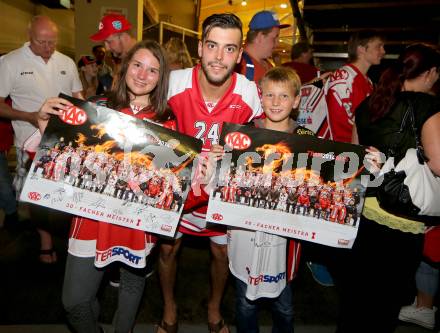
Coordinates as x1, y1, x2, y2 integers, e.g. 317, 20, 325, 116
160, 13, 263, 333
326, 30, 385, 142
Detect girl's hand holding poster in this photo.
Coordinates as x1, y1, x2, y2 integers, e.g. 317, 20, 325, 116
20, 95, 202, 237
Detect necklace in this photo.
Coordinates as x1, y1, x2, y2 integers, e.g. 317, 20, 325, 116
130, 103, 147, 114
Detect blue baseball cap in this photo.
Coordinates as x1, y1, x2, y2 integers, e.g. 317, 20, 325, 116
249, 10, 290, 30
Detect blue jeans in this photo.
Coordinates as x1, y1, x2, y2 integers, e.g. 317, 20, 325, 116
235, 277, 294, 333
0, 151, 17, 215
416, 260, 439, 297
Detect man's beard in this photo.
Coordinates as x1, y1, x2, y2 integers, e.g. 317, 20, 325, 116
201, 61, 234, 86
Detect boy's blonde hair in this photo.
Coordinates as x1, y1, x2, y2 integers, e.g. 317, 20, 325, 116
260, 66, 301, 96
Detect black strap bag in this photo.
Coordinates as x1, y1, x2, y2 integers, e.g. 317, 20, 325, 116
375, 102, 440, 225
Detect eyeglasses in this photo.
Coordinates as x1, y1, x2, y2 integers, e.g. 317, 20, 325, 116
33, 39, 57, 47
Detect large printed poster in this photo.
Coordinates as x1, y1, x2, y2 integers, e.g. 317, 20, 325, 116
206, 123, 371, 248
20, 95, 202, 237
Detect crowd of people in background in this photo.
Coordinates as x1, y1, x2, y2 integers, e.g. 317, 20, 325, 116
0, 7, 439, 333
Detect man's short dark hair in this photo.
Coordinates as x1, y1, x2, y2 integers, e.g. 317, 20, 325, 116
201, 13, 243, 44
348, 30, 384, 62
291, 41, 313, 60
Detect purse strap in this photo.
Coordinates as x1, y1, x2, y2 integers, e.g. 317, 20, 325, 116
387, 101, 427, 165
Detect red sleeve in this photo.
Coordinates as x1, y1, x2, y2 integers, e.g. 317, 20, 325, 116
326, 86, 353, 143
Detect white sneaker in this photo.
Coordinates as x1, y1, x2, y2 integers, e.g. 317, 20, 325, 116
398, 301, 437, 330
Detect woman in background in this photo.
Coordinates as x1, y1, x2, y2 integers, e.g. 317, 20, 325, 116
338, 43, 440, 333
163, 37, 193, 70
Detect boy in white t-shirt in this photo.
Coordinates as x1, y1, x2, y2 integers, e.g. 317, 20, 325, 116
232, 66, 313, 333
210, 67, 313, 332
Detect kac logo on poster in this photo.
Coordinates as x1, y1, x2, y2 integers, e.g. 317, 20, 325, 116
28, 192, 41, 201
211, 213, 223, 221
224, 132, 251, 150
59, 106, 87, 125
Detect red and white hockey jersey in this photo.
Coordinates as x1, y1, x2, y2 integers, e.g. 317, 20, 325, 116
168, 65, 263, 236
326, 63, 373, 143
68, 101, 175, 269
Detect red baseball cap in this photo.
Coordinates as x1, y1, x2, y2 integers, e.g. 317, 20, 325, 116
77, 55, 96, 68
90, 14, 132, 41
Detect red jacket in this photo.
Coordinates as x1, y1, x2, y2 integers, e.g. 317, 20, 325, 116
0, 97, 14, 152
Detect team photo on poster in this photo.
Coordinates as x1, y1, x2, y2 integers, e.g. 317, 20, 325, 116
20, 95, 202, 236
206, 123, 371, 248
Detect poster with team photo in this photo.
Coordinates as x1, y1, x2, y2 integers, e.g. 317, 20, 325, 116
206, 122, 371, 248
20, 94, 202, 237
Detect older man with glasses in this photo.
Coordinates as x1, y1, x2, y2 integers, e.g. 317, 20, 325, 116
0, 15, 83, 264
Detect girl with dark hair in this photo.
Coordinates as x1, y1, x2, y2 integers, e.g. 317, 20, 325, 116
36, 39, 173, 333
336, 43, 440, 333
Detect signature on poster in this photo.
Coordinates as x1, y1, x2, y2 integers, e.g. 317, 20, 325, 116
73, 192, 84, 204
89, 198, 106, 209
133, 206, 148, 216
51, 187, 66, 204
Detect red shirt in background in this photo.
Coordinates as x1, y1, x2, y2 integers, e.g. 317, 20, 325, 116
0, 96, 14, 152
282, 61, 319, 84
